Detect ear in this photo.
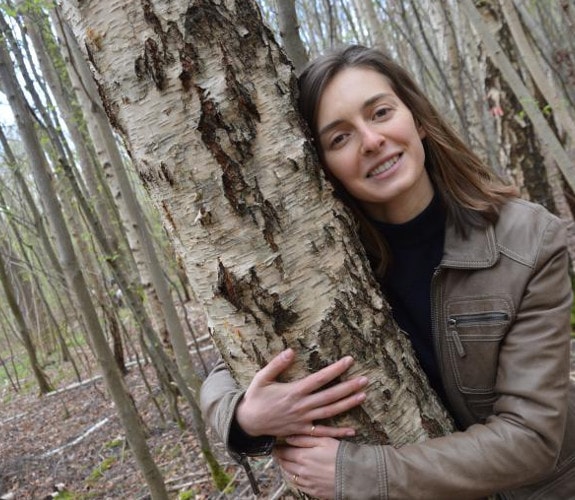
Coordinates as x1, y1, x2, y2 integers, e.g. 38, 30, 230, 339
417, 122, 426, 140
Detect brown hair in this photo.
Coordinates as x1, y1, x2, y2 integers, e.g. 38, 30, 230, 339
297, 45, 518, 276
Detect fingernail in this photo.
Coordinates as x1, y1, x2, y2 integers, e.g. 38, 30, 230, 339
358, 377, 368, 386
281, 348, 294, 360
346, 429, 356, 437
344, 356, 354, 366
357, 393, 366, 402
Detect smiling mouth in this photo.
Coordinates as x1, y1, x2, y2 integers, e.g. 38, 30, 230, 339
367, 154, 401, 178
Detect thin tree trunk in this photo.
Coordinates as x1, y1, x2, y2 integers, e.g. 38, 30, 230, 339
360, 0, 386, 45
0, 307, 22, 391
0, 245, 53, 394
275, 0, 308, 72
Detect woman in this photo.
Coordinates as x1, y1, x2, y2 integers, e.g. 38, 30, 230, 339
200, 45, 575, 499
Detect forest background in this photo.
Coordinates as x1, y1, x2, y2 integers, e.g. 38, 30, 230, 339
1, 0, 575, 499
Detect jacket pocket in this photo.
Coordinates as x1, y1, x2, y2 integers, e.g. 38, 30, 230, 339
446, 298, 512, 395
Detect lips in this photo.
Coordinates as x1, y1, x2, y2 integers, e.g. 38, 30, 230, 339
367, 154, 401, 178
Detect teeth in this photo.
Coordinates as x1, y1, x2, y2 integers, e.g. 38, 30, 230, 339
368, 155, 399, 177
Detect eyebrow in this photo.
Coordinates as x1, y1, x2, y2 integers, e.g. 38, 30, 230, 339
318, 92, 392, 137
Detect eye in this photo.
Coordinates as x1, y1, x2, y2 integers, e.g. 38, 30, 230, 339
332, 133, 346, 145
327, 132, 349, 149
373, 106, 391, 120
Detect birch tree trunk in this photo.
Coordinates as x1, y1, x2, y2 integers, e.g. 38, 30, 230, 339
275, 0, 308, 73
60, 0, 453, 448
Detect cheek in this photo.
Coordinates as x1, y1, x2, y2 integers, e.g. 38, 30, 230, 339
323, 161, 349, 187
416, 142, 426, 166
322, 152, 348, 177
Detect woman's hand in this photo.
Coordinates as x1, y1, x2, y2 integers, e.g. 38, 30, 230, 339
235, 348, 368, 438
274, 435, 340, 500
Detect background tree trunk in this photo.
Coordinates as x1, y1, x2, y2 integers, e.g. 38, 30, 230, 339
275, 0, 309, 72
0, 247, 53, 395
60, 0, 453, 448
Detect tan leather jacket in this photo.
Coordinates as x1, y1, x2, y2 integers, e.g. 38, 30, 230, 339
200, 198, 575, 499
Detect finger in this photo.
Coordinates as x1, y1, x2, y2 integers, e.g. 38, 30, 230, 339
276, 459, 300, 487
306, 376, 368, 408
298, 356, 354, 394
273, 444, 299, 462
285, 435, 323, 448
308, 391, 366, 421
305, 424, 356, 438
253, 348, 295, 385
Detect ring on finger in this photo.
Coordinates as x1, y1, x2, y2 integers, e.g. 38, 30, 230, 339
310, 424, 316, 436
292, 473, 299, 484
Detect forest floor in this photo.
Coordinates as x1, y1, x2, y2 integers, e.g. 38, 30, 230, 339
1, 338, 574, 500
0, 343, 289, 500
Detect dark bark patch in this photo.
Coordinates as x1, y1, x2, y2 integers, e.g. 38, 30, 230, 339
307, 350, 329, 373
421, 412, 452, 439
195, 204, 213, 227
248, 268, 297, 333
143, 37, 166, 91
323, 224, 336, 246
85, 27, 104, 51
197, 95, 249, 215
221, 50, 260, 132
216, 262, 298, 334
302, 141, 324, 191
141, 0, 173, 61
161, 200, 177, 232
138, 168, 155, 187
250, 342, 267, 369
141, 0, 164, 36
134, 56, 146, 80
178, 69, 192, 91
217, 260, 244, 311
251, 179, 281, 254
93, 76, 125, 137
316, 313, 343, 361
159, 161, 174, 186
184, 2, 222, 36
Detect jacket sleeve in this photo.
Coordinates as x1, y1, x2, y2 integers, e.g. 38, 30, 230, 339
335, 216, 573, 499
200, 358, 275, 459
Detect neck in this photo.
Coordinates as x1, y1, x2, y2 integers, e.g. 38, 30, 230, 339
363, 187, 434, 224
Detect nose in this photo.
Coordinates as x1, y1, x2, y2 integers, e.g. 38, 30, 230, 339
359, 124, 384, 155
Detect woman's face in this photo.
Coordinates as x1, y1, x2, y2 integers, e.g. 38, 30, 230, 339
316, 67, 433, 224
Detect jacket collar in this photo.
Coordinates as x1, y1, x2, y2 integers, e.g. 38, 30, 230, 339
441, 220, 499, 269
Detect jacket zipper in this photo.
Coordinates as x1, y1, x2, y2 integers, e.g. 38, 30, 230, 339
448, 312, 510, 358
448, 312, 509, 325
449, 327, 467, 357
430, 267, 443, 369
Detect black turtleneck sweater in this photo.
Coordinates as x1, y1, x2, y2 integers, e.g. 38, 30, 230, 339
372, 194, 446, 400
